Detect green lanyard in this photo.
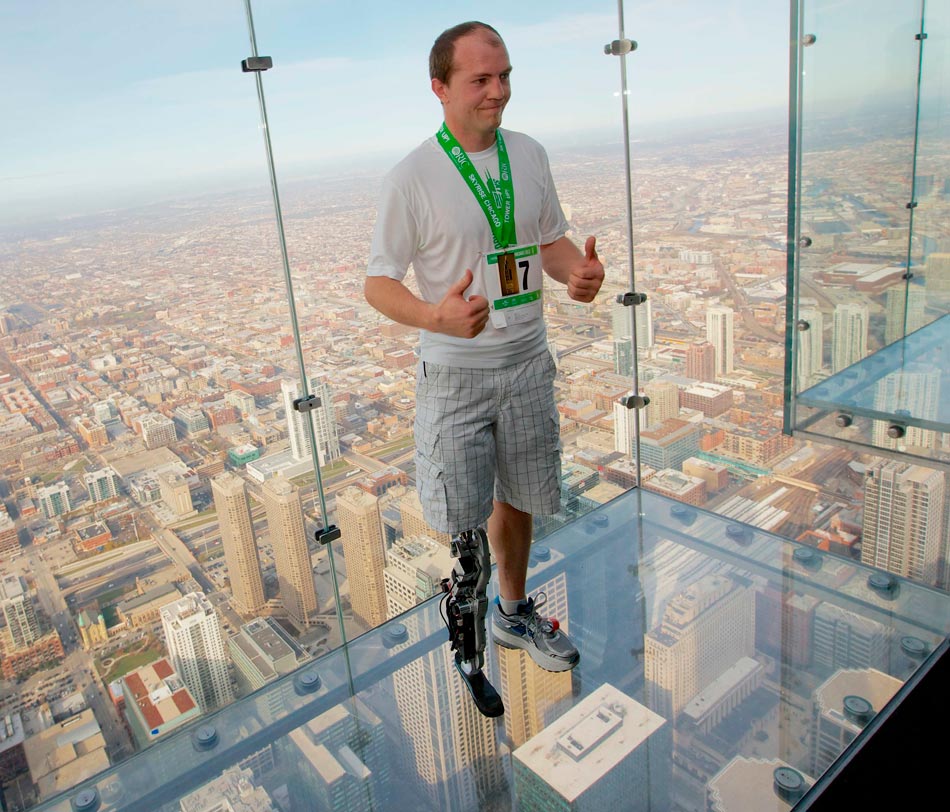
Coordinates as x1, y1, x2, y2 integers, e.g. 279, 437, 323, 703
436, 123, 517, 250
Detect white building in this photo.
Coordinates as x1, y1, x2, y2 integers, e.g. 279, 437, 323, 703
160, 592, 233, 712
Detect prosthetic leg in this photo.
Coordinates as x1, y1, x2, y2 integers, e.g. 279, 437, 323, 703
441, 527, 504, 718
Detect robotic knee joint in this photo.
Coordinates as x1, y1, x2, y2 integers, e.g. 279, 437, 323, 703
442, 528, 491, 674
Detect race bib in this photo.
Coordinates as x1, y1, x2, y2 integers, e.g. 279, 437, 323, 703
483, 244, 542, 329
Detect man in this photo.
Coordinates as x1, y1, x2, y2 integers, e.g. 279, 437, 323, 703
365, 21, 603, 714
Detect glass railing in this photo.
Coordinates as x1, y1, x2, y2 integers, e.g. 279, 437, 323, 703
28, 489, 950, 811
785, 0, 950, 463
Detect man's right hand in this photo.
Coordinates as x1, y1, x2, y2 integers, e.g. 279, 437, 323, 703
432, 270, 489, 338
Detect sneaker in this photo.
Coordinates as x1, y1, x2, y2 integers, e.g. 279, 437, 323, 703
491, 593, 579, 672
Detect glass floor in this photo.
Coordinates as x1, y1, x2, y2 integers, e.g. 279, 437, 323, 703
798, 314, 949, 435
33, 489, 950, 812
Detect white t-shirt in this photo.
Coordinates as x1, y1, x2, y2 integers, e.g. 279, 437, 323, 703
367, 128, 569, 368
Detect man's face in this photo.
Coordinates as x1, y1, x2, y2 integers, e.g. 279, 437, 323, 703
432, 31, 512, 144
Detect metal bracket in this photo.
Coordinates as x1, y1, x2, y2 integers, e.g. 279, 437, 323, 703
604, 39, 637, 56
620, 394, 650, 410
915, 33, 928, 41
906, 201, 918, 209
241, 56, 273, 73
315, 525, 341, 545
616, 291, 648, 307
293, 395, 322, 413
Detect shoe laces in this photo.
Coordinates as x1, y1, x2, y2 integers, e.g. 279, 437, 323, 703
522, 592, 556, 637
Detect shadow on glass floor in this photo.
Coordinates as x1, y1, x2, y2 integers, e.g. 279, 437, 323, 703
35, 489, 949, 812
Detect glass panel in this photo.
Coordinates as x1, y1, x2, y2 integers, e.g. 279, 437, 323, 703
787, 0, 949, 462
30, 491, 950, 812
0, 0, 301, 803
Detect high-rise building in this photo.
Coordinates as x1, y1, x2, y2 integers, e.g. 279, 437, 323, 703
637, 297, 655, 351
871, 366, 940, 450
0, 508, 18, 558
884, 282, 927, 346
812, 602, 889, 673
810, 668, 902, 777
83, 467, 121, 503
686, 342, 716, 382
831, 302, 868, 374
0, 575, 39, 650
706, 305, 735, 377
287, 699, 389, 812
138, 412, 177, 449
707, 757, 813, 812
613, 399, 637, 457
639, 419, 702, 472
797, 307, 824, 388
158, 470, 194, 518
281, 378, 340, 466
497, 568, 572, 748
644, 381, 680, 428
336, 486, 388, 629
400, 488, 451, 547
211, 473, 265, 616
384, 547, 504, 809
513, 683, 672, 812
645, 574, 755, 720
160, 592, 234, 712
612, 296, 653, 351
261, 476, 319, 631
383, 534, 453, 618
37, 482, 71, 519
861, 460, 945, 587
178, 767, 275, 812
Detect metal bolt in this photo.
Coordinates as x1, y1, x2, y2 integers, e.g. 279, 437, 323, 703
835, 413, 852, 428
802, 34, 817, 46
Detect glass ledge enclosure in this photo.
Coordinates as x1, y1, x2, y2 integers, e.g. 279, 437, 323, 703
32, 490, 949, 812
795, 314, 950, 455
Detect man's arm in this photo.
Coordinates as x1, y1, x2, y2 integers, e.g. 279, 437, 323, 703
540, 235, 604, 303
364, 270, 490, 339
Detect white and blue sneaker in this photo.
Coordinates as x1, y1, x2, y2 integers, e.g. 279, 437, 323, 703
491, 593, 579, 673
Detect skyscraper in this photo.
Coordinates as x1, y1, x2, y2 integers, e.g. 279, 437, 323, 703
400, 488, 451, 548
884, 282, 927, 346
797, 307, 823, 388
831, 302, 868, 374
812, 602, 889, 673
644, 574, 755, 720
810, 668, 901, 776
861, 460, 945, 587
384, 534, 504, 809
613, 399, 637, 457
706, 305, 735, 377
686, 341, 716, 382
0, 575, 39, 650
281, 377, 341, 466
644, 381, 680, 427
261, 476, 319, 631
336, 486, 388, 629
160, 592, 234, 712
211, 473, 265, 616
513, 683, 671, 812
871, 366, 940, 450
497, 569, 572, 748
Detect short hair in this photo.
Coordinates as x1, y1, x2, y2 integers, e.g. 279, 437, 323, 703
429, 21, 504, 83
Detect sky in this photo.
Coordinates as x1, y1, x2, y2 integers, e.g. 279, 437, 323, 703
0, 0, 937, 224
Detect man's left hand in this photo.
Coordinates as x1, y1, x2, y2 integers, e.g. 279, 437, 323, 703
567, 236, 604, 303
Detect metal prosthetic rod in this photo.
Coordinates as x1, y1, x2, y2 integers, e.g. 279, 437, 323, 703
442, 527, 504, 717
446, 528, 491, 673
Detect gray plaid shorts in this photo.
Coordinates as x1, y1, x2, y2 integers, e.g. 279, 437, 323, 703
413, 351, 562, 534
